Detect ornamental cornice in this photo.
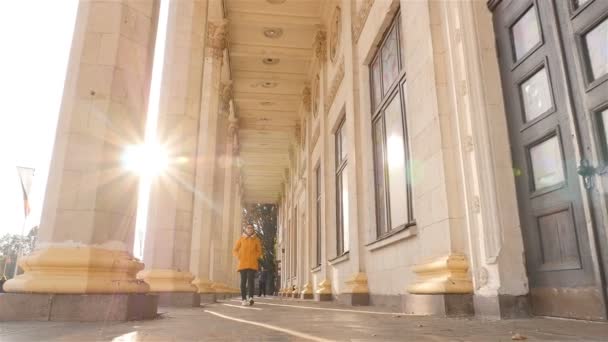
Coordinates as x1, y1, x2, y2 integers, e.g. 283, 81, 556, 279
313, 30, 327, 62
206, 19, 229, 60
352, 0, 374, 43
324, 59, 345, 114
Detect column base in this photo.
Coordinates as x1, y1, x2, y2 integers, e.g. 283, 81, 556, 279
338, 292, 370, 306
401, 293, 474, 317
157, 292, 201, 307
137, 269, 197, 293
314, 293, 332, 301
474, 294, 530, 319
4, 247, 149, 294
199, 293, 216, 304
300, 283, 313, 300
315, 279, 332, 302
0, 293, 158, 321
340, 272, 370, 306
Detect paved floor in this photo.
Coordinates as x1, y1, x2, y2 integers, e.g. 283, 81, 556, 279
1, 296, 608, 341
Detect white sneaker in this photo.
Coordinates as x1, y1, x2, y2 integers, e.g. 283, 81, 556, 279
241, 300, 247, 306
249, 297, 254, 306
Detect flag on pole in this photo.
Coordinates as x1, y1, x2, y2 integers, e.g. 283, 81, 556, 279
16, 166, 35, 217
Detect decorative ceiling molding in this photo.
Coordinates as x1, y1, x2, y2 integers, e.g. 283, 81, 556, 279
329, 6, 342, 64
220, 81, 233, 115
324, 59, 345, 114
206, 19, 230, 60
313, 30, 327, 62
301, 86, 312, 113
352, 0, 374, 43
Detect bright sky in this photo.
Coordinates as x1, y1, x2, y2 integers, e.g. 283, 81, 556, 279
0, 0, 79, 237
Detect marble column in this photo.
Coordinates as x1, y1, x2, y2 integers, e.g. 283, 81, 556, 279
136, 0, 207, 308
190, 18, 228, 302
1, 0, 159, 321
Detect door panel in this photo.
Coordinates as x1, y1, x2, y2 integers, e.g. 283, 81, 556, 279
556, 0, 608, 318
491, 0, 604, 320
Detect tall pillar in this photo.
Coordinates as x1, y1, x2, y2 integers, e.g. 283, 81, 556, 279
136, 0, 207, 308
189, 17, 228, 303
210, 110, 236, 298
1, 0, 159, 321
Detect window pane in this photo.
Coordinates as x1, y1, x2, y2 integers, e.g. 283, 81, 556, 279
341, 168, 349, 252
600, 109, 608, 158
384, 95, 409, 228
584, 19, 608, 81
521, 67, 552, 122
335, 127, 342, 167
373, 118, 388, 235
372, 57, 382, 109
573, 0, 591, 9
530, 136, 565, 190
340, 124, 347, 161
316, 167, 322, 265
512, 7, 541, 61
381, 27, 399, 94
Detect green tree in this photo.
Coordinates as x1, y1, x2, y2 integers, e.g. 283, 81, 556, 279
0, 227, 37, 281
243, 204, 277, 293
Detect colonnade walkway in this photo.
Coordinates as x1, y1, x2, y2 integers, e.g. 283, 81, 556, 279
2, 297, 608, 341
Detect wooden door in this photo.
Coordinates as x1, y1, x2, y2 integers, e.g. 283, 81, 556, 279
491, 0, 606, 320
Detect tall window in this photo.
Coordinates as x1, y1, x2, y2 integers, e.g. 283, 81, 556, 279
370, 12, 413, 238
335, 119, 349, 255
291, 211, 297, 278
315, 165, 322, 266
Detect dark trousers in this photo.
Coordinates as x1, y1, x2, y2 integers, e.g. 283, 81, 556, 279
240, 269, 255, 300
259, 281, 266, 296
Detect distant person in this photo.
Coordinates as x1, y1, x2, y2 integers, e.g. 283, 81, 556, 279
232, 223, 262, 306
258, 266, 267, 297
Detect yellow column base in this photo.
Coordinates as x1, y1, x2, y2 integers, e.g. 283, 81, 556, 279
210, 282, 229, 293
315, 279, 332, 295
3, 247, 149, 294
300, 282, 313, 297
343, 272, 369, 294
407, 254, 473, 294
137, 269, 197, 292
192, 277, 215, 293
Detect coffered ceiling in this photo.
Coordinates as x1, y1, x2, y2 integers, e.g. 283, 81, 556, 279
225, 0, 321, 204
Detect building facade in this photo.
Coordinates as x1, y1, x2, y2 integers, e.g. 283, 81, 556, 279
1, 0, 607, 322
277, 0, 608, 321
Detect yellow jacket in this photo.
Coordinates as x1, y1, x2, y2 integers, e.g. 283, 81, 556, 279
232, 233, 262, 271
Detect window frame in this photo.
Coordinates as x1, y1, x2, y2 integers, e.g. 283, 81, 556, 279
369, 11, 415, 239
315, 165, 322, 267
335, 118, 348, 256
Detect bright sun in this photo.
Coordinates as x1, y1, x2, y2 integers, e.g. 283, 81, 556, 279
122, 142, 168, 177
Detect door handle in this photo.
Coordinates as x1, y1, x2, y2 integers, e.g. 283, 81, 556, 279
577, 158, 597, 190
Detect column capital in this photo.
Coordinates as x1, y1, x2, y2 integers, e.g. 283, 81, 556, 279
206, 19, 229, 60
220, 81, 233, 116
301, 86, 311, 113
313, 30, 327, 62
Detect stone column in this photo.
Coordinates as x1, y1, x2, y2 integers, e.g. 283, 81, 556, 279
1, 0, 159, 321
340, 0, 369, 307
189, 18, 228, 304
211, 113, 238, 298
136, 0, 207, 308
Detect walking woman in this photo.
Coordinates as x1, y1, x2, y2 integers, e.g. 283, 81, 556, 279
232, 223, 262, 306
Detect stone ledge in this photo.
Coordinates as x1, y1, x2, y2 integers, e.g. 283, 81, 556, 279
402, 293, 473, 317
474, 294, 530, 320
0, 293, 158, 321
157, 292, 200, 307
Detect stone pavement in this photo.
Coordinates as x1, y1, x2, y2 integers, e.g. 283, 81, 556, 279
1, 296, 608, 341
